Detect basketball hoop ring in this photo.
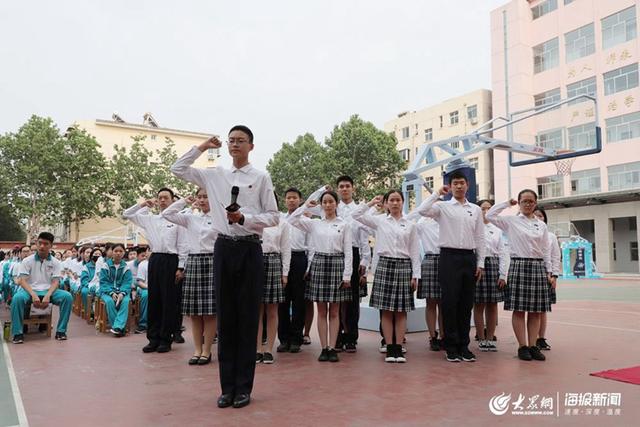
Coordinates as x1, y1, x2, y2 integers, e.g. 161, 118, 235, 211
554, 150, 576, 176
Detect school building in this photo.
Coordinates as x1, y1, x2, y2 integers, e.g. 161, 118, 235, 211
491, 0, 640, 273
385, 89, 495, 202
62, 113, 217, 244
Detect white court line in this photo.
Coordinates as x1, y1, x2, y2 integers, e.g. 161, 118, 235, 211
498, 315, 640, 333
2, 341, 29, 427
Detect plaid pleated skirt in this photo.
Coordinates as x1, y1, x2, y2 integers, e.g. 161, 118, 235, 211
306, 252, 351, 303
475, 256, 504, 303
504, 258, 551, 313
263, 252, 286, 304
370, 256, 415, 312
182, 253, 216, 315
417, 254, 440, 300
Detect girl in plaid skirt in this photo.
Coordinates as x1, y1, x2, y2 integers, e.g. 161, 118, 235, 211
288, 191, 352, 363
161, 189, 217, 366
256, 200, 291, 364
353, 191, 420, 362
474, 200, 509, 352
533, 207, 561, 351
412, 214, 444, 352
486, 190, 555, 362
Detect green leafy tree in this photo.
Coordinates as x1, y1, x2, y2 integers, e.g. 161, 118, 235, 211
0, 205, 26, 241
57, 127, 111, 241
0, 115, 67, 243
107, 136, 195, 213
324, 115, 405, 200
267, 133, 334, 200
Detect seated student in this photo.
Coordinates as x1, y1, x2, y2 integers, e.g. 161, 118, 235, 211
10, 232, 73, 343
80, 248, 102, 318
135, 256, 150, 334
70, 246, 92, 295
99, 243, 133, 337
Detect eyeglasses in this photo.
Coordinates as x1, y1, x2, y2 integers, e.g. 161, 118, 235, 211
519, 200, 536, 205
227, 139, 249, 146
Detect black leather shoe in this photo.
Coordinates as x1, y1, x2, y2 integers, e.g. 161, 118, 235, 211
233, 393, 251, 408
217, 394, 234, 408
276, 342, 290, 352
173, 333, 185, 344
289, 343, 301, 353
157, 344, 172, 353
142, 342, 158, 353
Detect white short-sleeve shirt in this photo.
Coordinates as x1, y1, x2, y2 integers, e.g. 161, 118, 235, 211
17, 253, 63, 292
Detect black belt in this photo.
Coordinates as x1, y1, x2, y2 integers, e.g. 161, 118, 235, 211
440, 247, 474, 254
218, 234, 261, 244
291, 250, 306, 255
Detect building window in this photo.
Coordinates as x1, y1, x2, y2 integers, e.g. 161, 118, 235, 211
425, 128, 433, 142
613, 241, 617, 261
533, 37, 559, 74
608, 161, 640, 190
468, 157, 479, 170
415, 147, 419, 156
606, 111, 640, 143
631, 241, 639, 261
150, 134, 157, 140
565, 23, 595, 63
399, 148, 410, 162
207, 148, 219, 161
534, 88, 561, 109
630, 217, 637, 230
467, 105, 478, 120
564, 0, 575, 5
567, 77, 596, 105
401, 126, 410, 139
570, 168, 601, 195
532, 0, 557, 20
425, 176, 434, 189
603, 63, 639, 95
568, 122, 596, 150
439, 115, 443, 128
535, 128, 564, 151
451, 141, 460, 149
450, 111, 459, 126
602, 6, 637, 50
537, 175, 564, 199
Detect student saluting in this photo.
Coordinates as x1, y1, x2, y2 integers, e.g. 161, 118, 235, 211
171, 125, 279, 409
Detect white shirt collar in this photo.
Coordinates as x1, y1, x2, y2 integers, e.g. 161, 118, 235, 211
230, 163, 254, 174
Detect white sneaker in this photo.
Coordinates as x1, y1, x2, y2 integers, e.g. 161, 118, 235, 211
488, 340, 498, 352
479, 340, 489, 352
384, 354, 396, 363
396, 354, 406, 363
379, 340, 387, 353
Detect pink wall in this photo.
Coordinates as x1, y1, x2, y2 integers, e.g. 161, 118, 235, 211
491, 0, 640, 201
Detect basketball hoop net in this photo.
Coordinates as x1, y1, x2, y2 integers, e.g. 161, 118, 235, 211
554, 150, 576, 176
554, 158, 575, 176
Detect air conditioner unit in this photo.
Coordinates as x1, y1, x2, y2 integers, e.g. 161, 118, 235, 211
470, 117, 478, 125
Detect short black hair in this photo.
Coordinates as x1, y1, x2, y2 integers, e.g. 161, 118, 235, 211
135, 246, 147, 255
534, 206, 548, 224
336, 175, 354, 186
517, 189, 538, 202
229, 125, 254, 143
38, 232, 55, 243
477, 199, 494, 207
157, 187, 175, 199
284, 187, 302, 199
112, 243, 126, 251
383, 189, 404, 202
320, 190, 339, 204
449, 170, 468, 184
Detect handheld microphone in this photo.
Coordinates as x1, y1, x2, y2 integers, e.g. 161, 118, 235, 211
226, 186, 241, 224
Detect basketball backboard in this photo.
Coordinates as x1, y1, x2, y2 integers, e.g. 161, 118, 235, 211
506, 94, 601, 166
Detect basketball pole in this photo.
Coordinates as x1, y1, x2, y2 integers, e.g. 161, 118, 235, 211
502, 9, 512, 199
